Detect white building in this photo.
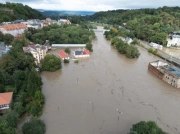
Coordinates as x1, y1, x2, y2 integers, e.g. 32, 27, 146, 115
0, 23, 27, 36
23, 43, 47, 64
149, 42, 163, 50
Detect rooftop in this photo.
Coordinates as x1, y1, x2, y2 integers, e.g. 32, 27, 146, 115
58, 50, 69, 59
0, 92, 13, 105
0, 23, 27, 31
164, 65, 180, 77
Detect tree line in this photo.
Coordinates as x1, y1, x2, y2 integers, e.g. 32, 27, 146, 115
85, 6, 180, 46
0, 2, 44, 23
0, 37, 44, 134
25, 23, 96, 45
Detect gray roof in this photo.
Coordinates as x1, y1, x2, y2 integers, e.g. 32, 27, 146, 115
75, 51, 86, 55
166, 66, 180, 77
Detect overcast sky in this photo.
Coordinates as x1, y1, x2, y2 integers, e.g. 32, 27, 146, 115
1, 0, 180, 11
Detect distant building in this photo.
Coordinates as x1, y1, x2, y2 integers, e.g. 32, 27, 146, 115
58, 19, 71, 25
125, 37, 133, 44
148, 60, 180, 88
74, 49, 90, 58
58, 50, 70, 60
23, 43, 48, 64
0, 23, 27, 36
0, 92, 13, 113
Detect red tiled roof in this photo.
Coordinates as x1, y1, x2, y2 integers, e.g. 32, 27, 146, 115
0, 24, 27, 31
58, 50, 69, 59
0, 92, 13, 105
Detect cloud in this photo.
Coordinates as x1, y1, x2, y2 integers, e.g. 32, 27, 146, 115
0, 0, 179, 11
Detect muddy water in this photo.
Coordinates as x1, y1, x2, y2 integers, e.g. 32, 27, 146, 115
41, 28, 180, 134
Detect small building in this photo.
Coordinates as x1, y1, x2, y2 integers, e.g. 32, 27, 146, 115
58, 50, 70, 60
0, 92, 13, 113
74, 49, 90, 58
148, 60, 180, 88
149, 42, 163, 50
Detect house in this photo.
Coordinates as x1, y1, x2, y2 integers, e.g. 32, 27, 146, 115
148, 60, 180, 88
23, 43, 47, 64
58, 50, 70, 60
0, 23, 27, 36
74, 49, 90, 58
0, 42, 10, 56
0, 92, 13, 113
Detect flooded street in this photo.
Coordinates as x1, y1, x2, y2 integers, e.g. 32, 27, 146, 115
41, 28, 180, 134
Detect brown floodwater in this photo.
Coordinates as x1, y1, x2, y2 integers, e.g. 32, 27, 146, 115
41, 28, 180, 134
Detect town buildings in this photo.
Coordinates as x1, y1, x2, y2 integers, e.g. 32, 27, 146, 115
52, 44, 86, 47
23, 43, 48, 64
58, 50, 70, 60
74, 49, 90, 58
0, 23, 27, 36
148, 60, 180, 88
0, 92, 13, 113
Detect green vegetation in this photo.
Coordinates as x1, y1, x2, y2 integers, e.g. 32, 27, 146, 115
25, 24, 96, 45
111, 37, 140, 58
64, 59, 70, 63
88, 23, 97, 29
41, 54, 62, 72
22, 119, 46, 134
64, 47, 71, 54
0, 2, 44, 23
129, 121, 167, 134
148, 48, 158, 55
86, 43, 93, 52
103, 24, 110, 29
0, 37, 44, 133
74, 60, 79, 63
87, 6, 180, 46
0, 110, 18, 134
0, 31, 14, 44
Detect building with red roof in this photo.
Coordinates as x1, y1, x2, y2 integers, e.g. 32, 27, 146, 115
0, 23, 27, 36
58, 50, 70, 60
0, 92, 13, 111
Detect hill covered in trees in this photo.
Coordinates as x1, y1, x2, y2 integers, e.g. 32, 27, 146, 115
0, 2, 44, 22
86, 6, 180, 46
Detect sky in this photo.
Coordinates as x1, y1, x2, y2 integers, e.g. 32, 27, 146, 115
1, 0, 180, 11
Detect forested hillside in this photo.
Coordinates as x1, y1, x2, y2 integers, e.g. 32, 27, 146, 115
0, 2, 44, 22
86, 6, 180, 46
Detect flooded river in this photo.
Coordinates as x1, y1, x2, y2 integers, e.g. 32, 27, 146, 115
41, 28, 180, 134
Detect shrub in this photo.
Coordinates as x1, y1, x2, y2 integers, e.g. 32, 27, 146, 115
64, 59, 69, 63
22, 119, 46, 134
64, 48, 71, 54
74, 60, 79, 63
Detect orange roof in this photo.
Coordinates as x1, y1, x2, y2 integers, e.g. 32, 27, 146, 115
0, 92, 13, 105
84, 50, 90, 54
58, 50, 69, 59
0, 23, 27, 31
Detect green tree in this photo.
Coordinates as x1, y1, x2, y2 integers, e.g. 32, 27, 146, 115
64, 48, 71, 54
129, 121, 167, 134
22, 119, 46, 134
86, 43, 93, 52
41, 54, 62, 72
125, 45, 140, 58
3, 34, 14, 45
